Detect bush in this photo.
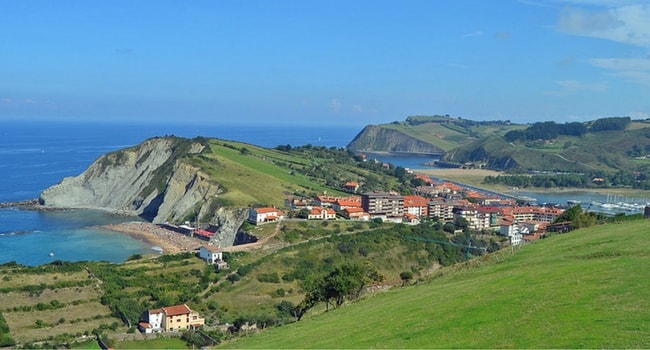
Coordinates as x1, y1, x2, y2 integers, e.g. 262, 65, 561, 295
257, 272, 280, 283
227, 274, 241, 283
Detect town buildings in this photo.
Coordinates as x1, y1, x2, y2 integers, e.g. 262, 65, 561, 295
248, 176, 564, 241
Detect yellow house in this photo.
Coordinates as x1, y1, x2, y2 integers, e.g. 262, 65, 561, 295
162, 304, 205, 332
140, 304, 205, 333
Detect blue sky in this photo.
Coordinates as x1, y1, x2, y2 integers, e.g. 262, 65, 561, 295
1, 0, 649, 126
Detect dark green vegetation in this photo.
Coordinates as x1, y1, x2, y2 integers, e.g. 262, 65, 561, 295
221, 218, 650, 349
0, 218, 505, 348
348, 115, 650, 190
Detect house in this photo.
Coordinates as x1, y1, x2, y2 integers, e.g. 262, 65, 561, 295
139, 304, 205, 333
249, 207, 284, 224
498, 216, 529, 246
403, 213, 420, 225
414, 185, 441, 198
343, 181, 360, 193
314, 195, 337, 207
285, 196, 311, 210
308, 206, 337, 220
199, 245, 228, 269
343, 207, 370, 221
332, 197, 362, 211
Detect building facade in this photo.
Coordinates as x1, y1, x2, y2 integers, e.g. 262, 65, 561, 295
361, 191, 404, 219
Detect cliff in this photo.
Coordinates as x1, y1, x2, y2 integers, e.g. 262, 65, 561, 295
39, 136, 246, 246
347, 125, 445, 154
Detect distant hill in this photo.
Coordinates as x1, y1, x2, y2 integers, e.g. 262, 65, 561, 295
347, 115, 650, 188
347, 115, 521, 154
221, 219, 650, 349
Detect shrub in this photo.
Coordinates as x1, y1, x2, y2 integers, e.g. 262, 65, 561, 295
257, 272, 280, 283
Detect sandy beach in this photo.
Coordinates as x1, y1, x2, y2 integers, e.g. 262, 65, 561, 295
101, 221, 208, 255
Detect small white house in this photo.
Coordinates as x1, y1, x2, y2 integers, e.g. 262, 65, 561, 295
248, 207, 284, 224
139, 308, 164, 334
199, 245, 223, 264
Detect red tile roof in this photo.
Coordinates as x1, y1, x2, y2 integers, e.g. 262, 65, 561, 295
162, 304, 192, 316
335, 199, 362, 207
196, 230, 215, 238
255, 207, 280, 214
403, 195, 428, 207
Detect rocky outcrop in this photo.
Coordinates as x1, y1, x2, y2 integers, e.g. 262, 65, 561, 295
347, 125, 444, 154
38, 137, 248, 246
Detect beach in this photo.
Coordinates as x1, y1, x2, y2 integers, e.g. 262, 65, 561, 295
101, 222, 207, 255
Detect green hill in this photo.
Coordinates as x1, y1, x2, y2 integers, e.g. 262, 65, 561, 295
347, 116, 650, 189
347, 115, 522, 154
221, 219, 650, 349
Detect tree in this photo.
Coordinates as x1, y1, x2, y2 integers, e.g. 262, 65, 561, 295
296, 262, 380, 320
399, 271, 413, 286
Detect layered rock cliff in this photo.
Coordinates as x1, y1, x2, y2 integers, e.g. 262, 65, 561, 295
39, 136, 247, 246
347, 125, 444, 154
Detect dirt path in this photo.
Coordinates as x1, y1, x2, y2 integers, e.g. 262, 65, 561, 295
221, 221, 284, 252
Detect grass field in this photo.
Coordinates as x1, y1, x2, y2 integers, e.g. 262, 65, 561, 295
220, 219, 650, 349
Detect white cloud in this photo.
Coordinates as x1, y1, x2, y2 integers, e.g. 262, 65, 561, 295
589, 57, 650, 84
546, 79, 608, 96
352, 105, 363, 113
0, 98, 12, 104
557, 4, 650, 48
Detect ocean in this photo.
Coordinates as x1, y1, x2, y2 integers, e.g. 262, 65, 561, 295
0, 120, 371, 266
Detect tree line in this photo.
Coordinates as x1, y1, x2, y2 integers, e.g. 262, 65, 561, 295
504, 117, 631, 142
484, 170, 650, 190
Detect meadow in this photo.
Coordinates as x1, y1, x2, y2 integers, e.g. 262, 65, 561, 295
220, 219, 650, 348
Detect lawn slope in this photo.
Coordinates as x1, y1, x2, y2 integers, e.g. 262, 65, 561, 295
220, 219, 650, 349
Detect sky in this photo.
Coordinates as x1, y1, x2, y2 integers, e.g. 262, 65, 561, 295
1, 0, 649, 127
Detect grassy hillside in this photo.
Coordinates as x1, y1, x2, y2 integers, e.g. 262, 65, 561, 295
446, 121, 650, 174
349, 115, 523, 153
0, 218, 505, 347
220, 219, 650, 349
182, 140, 410, 209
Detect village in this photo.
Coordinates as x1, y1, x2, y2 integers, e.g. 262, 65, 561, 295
249, 175, 567, 247
136, 173, 571, 335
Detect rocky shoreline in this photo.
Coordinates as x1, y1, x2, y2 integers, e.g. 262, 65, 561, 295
0, 199, 40, 209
